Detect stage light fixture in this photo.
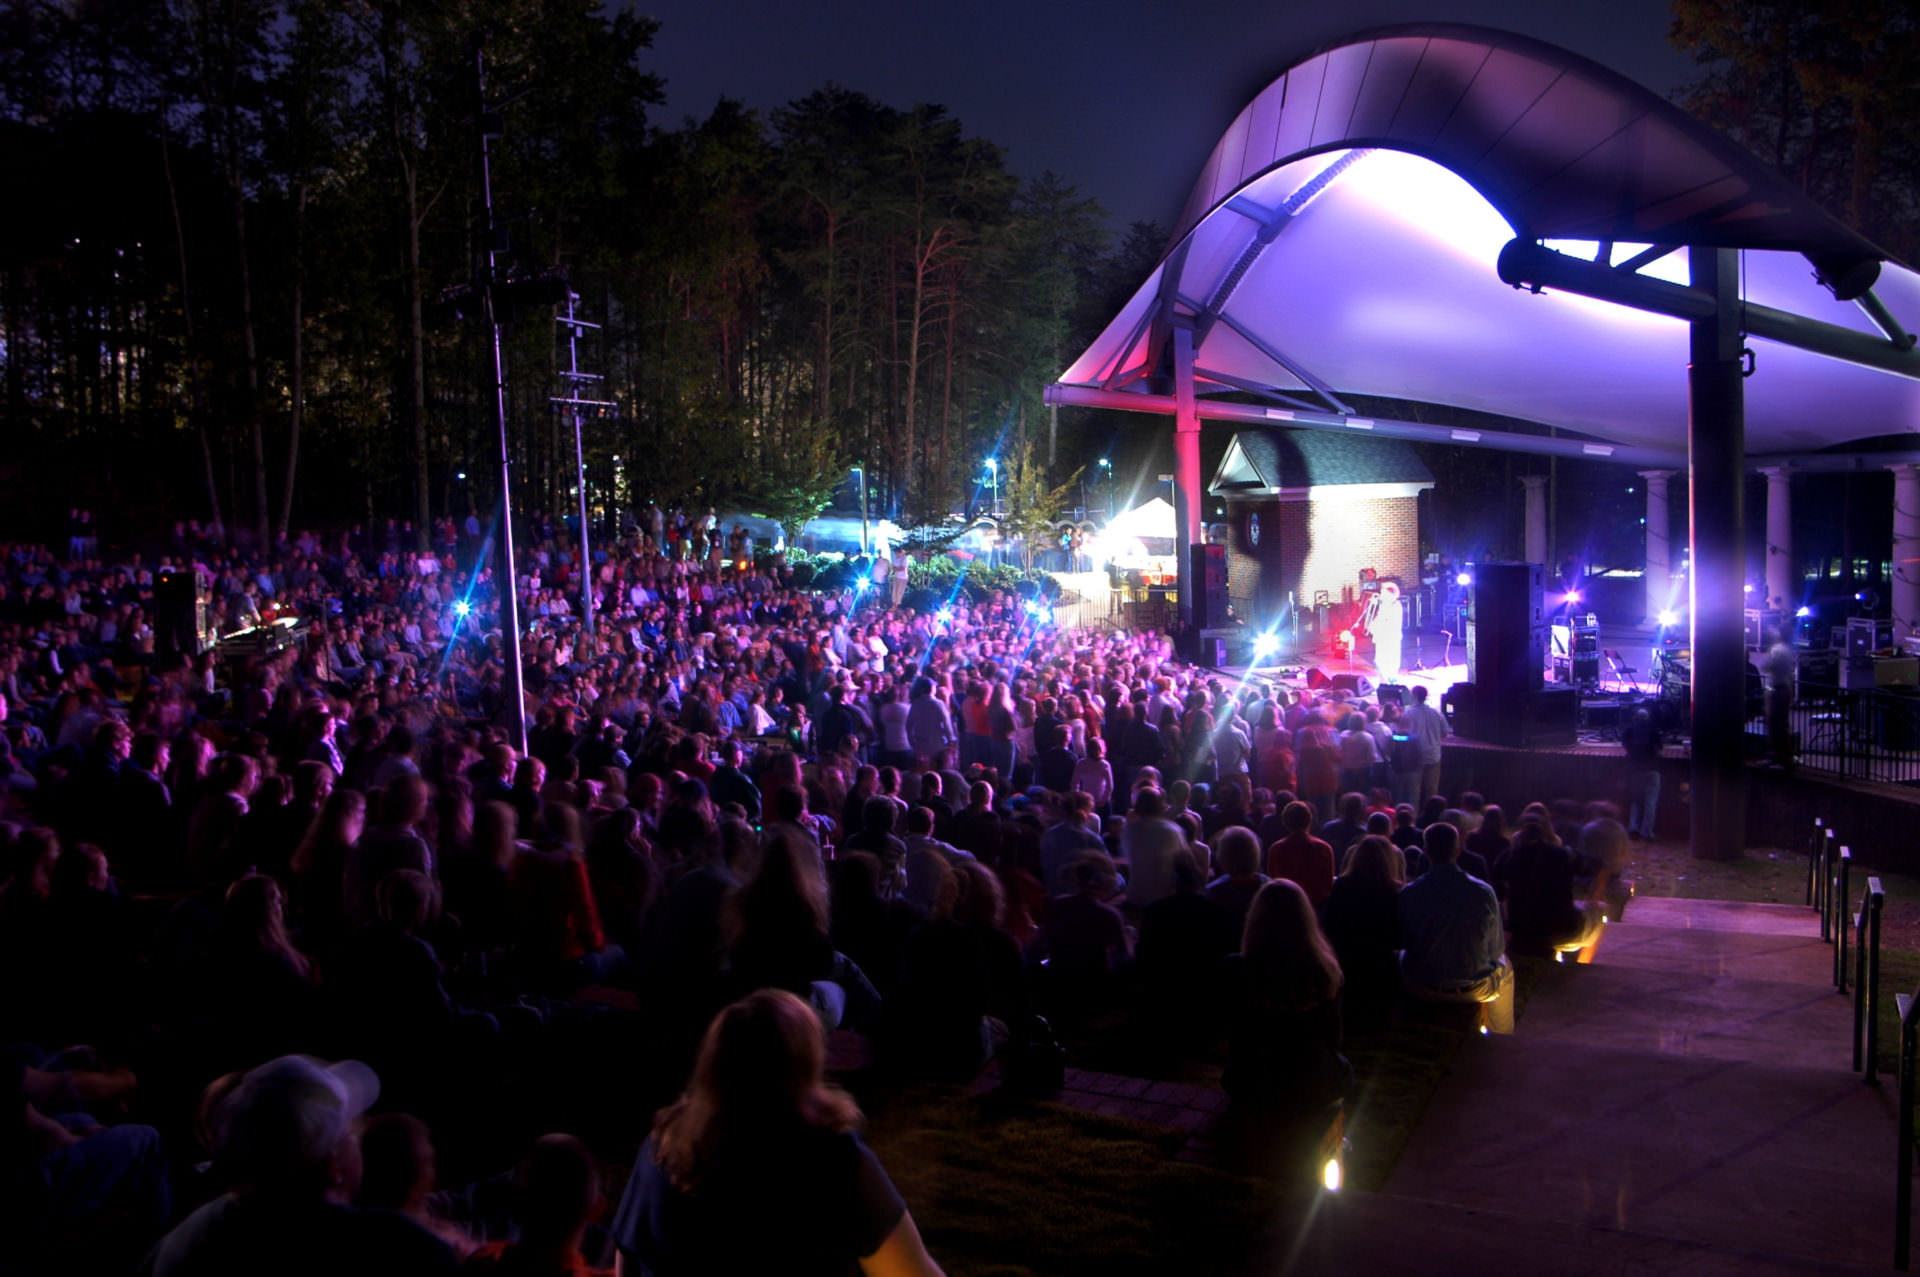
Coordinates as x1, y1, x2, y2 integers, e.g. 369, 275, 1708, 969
1796, 606, 1812, 618
454, 601, 471, 617
1657, 609, 1679, 626
1456, 572, 1472, 587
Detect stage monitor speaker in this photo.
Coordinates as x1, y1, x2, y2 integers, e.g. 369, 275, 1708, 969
1306, 665, 1333, 690
1524, 686, 1579, 748
1467, 562, 1544, 699
1329, 673, 1374, 698
1189, 544, 1228, 630
1376, 682, 1407, 709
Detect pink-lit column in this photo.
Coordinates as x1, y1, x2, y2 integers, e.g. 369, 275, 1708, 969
1761, 466, 1793, 617
1173, 321, 1203, 628
1640, 469, 1674, 622
1520, 474, 1548, 564
1892, 464, 1920, 640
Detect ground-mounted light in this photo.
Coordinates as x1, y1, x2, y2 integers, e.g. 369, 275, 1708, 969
1322, 1157, 1343, 1193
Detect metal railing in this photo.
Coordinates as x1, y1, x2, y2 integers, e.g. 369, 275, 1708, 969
1807, 818, 1827, 920
1835, 847, 1854, 991
1782, 682, 1920, 786
1855, 878, 1885, 1084
1897, 985, 1920, 1269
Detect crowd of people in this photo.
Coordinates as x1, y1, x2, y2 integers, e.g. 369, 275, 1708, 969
0, 508, 1637, 1273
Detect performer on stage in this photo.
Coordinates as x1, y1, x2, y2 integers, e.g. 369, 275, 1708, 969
1362, 580, 1404, 679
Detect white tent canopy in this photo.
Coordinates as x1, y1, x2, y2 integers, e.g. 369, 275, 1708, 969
1105, 496, 1177, 541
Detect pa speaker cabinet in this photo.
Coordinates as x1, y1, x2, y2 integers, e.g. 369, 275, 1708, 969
1467, 562, 1544, 699
1189, 544, 1228, 630
1523, 686, 1579, 748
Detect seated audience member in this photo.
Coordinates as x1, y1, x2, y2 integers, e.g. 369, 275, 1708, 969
1463, 803, 1508, 868
1396, 823, 1513, 1033
888, 861, 1027, 1080
5, 1051, 169, 1270
1134, 852, 1236, 1017
900, 806, 970, 914
726, 833, 877, 1030
1261, 800, 1335, 908
1221, 880, 1352, 1130
1389, 804, 1426, 875
463, 1134, 608, 1276
1027, 859, 1129, 1018
1319, 792, 1368, 861
1038, 791, 1111, 897
842, 797, 908, 895
1438, 809, 1494, 882
1319, 835, 1405, 1010
149, 1054, 459, 1275
1578, 813, 1635, 924
828, 852, 919, 1000
1503, 817, 1609, 959
1204, 826, 1269, 941
611, 990, 945, 1276
356, 1113, 475, 1260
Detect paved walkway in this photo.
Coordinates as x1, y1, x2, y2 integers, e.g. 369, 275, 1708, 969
1300, 895, 1902, 1273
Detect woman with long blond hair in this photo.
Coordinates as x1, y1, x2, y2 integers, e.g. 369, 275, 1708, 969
612, 989, 944, 1276
1223, 878, 1352, 1118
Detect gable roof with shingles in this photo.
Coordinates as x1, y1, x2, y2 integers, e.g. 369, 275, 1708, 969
1210, 428, 1434, 495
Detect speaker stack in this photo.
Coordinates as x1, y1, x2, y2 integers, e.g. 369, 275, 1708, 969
1456, 562, 1572, 747
1188, 544, 1228, 630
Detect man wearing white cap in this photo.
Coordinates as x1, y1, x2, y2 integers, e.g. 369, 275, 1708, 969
148, 1055, 456, 1276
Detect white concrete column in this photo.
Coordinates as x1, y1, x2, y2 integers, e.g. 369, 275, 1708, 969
1892, 464, 1920, 640
1640, 469, 1674, 623
1520, 474, 1548, 565
1761, 466, 1793, 616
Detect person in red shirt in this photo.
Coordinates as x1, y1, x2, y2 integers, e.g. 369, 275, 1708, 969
1262, 800, 1336, 907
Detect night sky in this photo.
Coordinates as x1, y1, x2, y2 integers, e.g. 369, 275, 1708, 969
621, 0, 1697, 231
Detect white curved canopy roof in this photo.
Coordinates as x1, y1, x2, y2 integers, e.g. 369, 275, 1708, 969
1055, 26, 1920, 461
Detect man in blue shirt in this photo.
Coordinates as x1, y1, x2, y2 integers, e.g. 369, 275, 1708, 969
1397, 822, 1512, 1032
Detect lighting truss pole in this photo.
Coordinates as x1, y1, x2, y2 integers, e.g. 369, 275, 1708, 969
553, 292, 616, 636
475, 45, 528, 757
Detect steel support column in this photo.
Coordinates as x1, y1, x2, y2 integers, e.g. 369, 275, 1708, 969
1520, 474, 1548, 565
1892, 464, 1920, 640
1689, 246, 1747, 862
1174, 322, 1202, 630
1762, 466, 1793, 616
1640, 470, 1675, 622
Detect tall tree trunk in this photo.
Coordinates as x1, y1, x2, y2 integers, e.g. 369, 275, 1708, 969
232, 176, 269, 546
160, 123, 225, 531
281, 182, 308, 539
406, 169, 430, 551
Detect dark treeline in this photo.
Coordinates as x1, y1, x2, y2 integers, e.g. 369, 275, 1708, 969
0, 0, 1162, 549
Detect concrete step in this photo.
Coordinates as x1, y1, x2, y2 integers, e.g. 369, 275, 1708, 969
1285, 1189, 1902, 1276
1618, 896, 1823, 940
1521, 958, 1860, 1068
1378, 1033, 1900, 1270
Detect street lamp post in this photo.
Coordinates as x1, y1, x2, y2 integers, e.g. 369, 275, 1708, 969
1099, 457, 1113, 519
986, 456, 999, 516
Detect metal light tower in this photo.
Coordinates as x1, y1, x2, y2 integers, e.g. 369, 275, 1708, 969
476, 46, 527, 756
552, 292, 616, 636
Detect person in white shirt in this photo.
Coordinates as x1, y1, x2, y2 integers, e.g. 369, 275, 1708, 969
1120, 786, 1190, 912
1403, 684, 1452, 804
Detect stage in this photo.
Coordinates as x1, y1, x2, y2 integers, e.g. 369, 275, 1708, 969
1204, 620, 1684, 747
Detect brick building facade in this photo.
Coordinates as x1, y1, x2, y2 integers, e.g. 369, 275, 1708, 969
1210, 429, 1432, 631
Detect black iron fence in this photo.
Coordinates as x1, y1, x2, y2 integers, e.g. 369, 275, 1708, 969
1780, 682, 1920, 787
